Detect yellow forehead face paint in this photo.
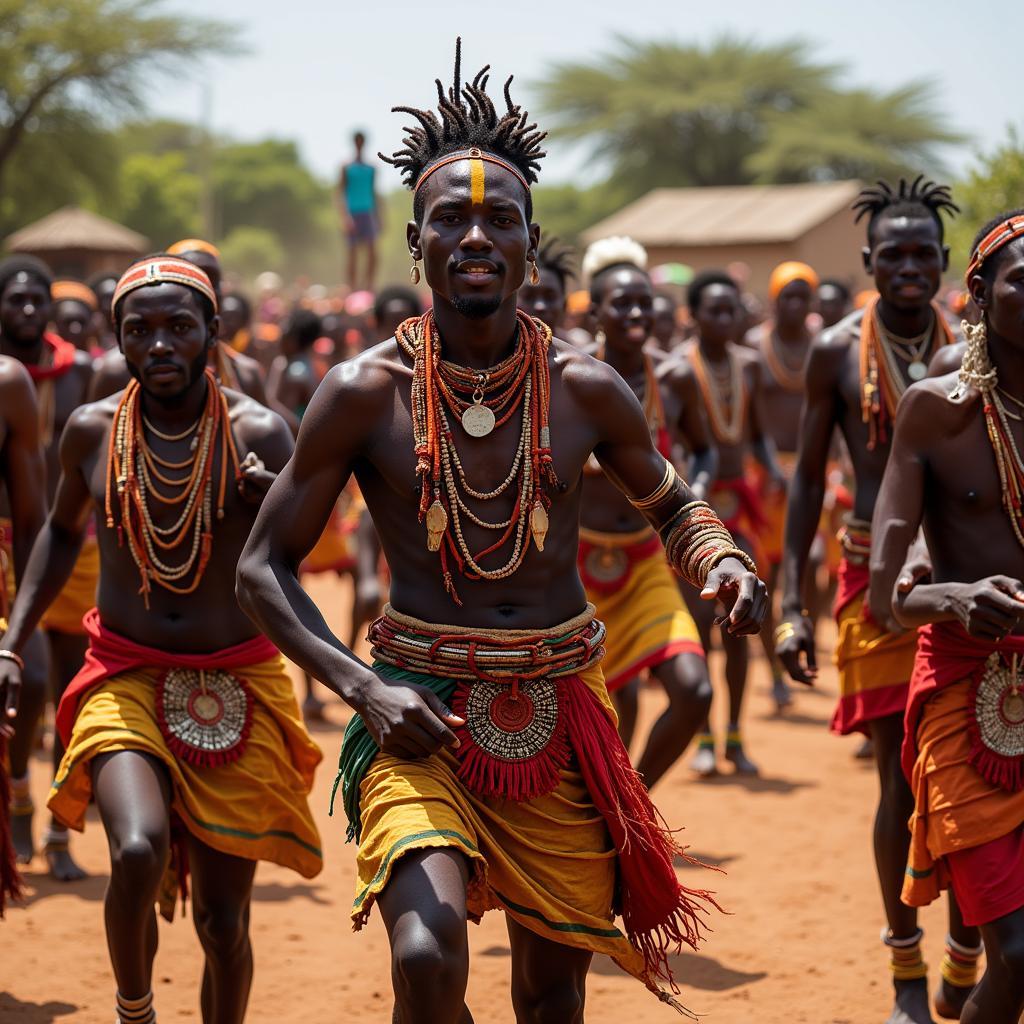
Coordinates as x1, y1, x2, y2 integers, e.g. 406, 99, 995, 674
469, 152, 486, 207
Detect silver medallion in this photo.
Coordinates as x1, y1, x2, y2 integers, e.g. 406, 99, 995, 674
461, 402, 496, 438
908, 361, 927, 381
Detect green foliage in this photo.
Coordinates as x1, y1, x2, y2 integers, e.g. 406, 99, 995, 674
947, 129, 1024, 271
0, 0, 236, 191
537, 35, 962, 198
219, 226, 284, 281
117, 151, 201, 247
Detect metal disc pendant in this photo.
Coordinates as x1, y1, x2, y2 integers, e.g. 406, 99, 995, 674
908, 360, 927, 381
462, 402, 495, 437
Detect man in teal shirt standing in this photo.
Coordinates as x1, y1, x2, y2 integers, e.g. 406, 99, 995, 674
338, 131, 380, 290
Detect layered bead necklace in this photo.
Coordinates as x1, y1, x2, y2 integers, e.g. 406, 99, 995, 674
105, 368, 241, 606
688, 343, 746, 446
762, 326, 806, 393
396, 309, 558, 605
585, 338, 668, 473
860, 296, 954, 450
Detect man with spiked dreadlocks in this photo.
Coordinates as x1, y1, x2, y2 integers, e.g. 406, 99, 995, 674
870, 209, 1024, 1024
238, 40, 767, 1020
777, 178, 980, 1024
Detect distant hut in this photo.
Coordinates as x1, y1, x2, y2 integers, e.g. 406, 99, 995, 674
4, 206, 148, 279
582, 181, 869, 299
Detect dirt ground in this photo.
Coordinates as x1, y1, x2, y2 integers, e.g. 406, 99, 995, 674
2, 572, 963, 1023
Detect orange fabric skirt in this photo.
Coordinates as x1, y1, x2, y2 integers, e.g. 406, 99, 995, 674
903, 679, 1024, 925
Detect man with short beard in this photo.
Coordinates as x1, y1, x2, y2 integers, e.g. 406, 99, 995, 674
777, 179, 980, 1024
0, 254, 93, 881
0, 255, 321, 1024
238, 41, 767, 1021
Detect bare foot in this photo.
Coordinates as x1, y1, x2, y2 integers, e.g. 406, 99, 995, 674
45, 836, 87, 882
11, 805, 34, 865
725, 744, 760, 776
772, 674, 793, 712
933, 978, 973, 1020
885, 979, 935, 1024
302, 694, 327, 723
690, 746, 717, 778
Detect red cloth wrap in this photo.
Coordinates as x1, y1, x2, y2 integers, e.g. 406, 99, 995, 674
55, 608, 279, 747
902, 622, 1024, 785
24, 333, 77, 381
833, 558, 870, 620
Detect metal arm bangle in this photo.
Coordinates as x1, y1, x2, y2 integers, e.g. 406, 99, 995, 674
0, 648, 25, 671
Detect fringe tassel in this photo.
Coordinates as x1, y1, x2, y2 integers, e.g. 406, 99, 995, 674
450, 682, 570, 802
560, 678, 723, 991
0, 737, 23, 916
967, 674, 1024, 792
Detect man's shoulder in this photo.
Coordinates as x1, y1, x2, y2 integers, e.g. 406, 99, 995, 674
654, 350, 697, 387
552, 336, 623, 396
0, 354, 33, 392
899, 372, 974, 439
225, 388, 290, 444
814, 309, 862, 354
63, 394, 117, 454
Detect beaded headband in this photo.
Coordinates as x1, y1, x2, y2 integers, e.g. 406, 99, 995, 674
113, 257, 218, 315
966, 215, 1024, 282
52, 280, 98, 311
167, 237, 222, 260
413, 147, 531, 196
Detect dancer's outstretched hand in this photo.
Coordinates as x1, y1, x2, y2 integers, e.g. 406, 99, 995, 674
702, 557, 768, 637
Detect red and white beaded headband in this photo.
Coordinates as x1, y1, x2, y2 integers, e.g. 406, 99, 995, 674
112, 256, 218, 315
413, 147, 531, 196
966, 215, 1024, 282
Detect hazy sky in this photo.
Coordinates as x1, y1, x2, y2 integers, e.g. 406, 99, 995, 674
153, 0, 1023, 187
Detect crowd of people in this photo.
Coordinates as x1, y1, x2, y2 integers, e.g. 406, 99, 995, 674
0, 37, 1022, 1024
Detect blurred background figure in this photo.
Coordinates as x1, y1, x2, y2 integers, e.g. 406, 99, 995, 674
816, 278, 852, 328
337, 131, 379, 291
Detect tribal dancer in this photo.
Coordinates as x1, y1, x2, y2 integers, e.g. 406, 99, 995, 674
0, 355, 46, 914
518, 234, 576, 334
683, 269, 783, 777
872, 209, 1024, 1023
778, 178, 976, 1024
0, 256, 321, 1022
750, 261, 821, 712
576, 235, 713, 788
91, 239, 270, 407
238, 41, 766, 1021
0, 254, 93, 880
51, 279, 99, 354
818, 278, 852, 329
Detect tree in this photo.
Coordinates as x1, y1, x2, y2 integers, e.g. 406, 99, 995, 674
947, 129, 1024, 273
117, 151, 202, 247
536, 36, 962, 198
0, 0, 235, 195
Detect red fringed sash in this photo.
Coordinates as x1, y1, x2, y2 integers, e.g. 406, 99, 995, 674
55, 608, 278, 746
903, 622, 1024, 789
0, 737, 23, 916
560, 678, 723, 989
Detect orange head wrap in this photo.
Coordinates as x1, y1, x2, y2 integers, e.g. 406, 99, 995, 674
167, 237, 221, 260
768, 261, 820, 302
113, 256, 218, 315
51, 280, 98, 311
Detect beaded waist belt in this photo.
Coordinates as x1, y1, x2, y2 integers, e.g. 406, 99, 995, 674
840, 515, 872, 566
368, 603, 606, 683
